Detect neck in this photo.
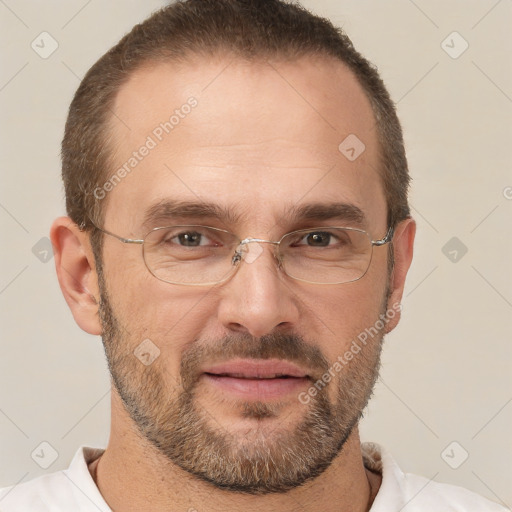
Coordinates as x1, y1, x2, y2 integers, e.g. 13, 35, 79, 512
90, 393, 380, 512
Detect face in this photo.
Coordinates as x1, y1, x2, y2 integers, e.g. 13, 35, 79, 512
96, 55, 397, 494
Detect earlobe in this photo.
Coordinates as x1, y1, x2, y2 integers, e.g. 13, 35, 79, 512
384, 217, 416, 334
50, 217, 102, 335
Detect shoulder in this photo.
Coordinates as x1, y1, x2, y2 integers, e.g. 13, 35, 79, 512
0, 446, 108, 512
362, 442, 509, 512
399, 471, 509, 511
0, 470, 71, 511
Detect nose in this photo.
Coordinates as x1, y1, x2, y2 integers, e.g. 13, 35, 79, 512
216, 240, 300, 338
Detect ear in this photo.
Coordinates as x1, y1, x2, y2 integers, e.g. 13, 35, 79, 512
50, 217, 102, 335
384, 217, 416, 334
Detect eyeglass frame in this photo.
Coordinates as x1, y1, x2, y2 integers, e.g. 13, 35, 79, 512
88, 221, 394, 286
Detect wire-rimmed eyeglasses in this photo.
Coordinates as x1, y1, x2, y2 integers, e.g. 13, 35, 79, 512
90, 222, 394, 286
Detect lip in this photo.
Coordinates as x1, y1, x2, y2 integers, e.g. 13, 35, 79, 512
202, 358, 309, 379
200, 358, 311, 400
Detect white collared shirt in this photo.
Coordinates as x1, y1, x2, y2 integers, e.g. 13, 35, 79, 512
0, 443, 508, 511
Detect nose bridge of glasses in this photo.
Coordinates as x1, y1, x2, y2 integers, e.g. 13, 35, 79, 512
238, 237, 279, 246
233, 237, 281, 266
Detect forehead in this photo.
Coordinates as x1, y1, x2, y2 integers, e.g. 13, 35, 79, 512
103, 55, 385, 234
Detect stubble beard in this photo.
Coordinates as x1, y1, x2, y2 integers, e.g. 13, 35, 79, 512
97, 273, 386, 495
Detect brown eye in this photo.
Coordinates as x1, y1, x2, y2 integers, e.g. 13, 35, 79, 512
304, 232, 332, 247
175, 232, 205, 247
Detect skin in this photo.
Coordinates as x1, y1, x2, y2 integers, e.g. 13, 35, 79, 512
51, 55, 415, 512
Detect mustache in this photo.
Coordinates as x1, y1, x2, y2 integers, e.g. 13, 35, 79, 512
179, 331, 330, 391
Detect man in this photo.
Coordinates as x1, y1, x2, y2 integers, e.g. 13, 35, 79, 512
0, 0, 507, 510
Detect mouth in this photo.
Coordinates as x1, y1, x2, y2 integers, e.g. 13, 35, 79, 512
200, 359, 311, 399
204, 373, 302, 379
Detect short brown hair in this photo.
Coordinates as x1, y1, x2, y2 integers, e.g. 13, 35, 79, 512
62, 0, 410, 239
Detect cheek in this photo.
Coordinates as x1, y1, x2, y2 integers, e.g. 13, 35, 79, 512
300, 283, 387, 401
298, 275, 387, 361
105, 263, 214, 368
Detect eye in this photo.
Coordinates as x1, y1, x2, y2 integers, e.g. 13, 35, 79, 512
294, 230, 346, 248
304, 231, 331, 247
163, 229, 219, 247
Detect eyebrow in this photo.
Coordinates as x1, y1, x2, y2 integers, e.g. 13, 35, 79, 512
287, 202, 366, 226
141, 199, 244, 230
141, 199, 367, 231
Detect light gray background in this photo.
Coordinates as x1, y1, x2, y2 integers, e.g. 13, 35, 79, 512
1, 0, 511, 507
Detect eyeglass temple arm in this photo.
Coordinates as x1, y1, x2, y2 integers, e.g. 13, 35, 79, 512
93, 225, 144, 245
372, 225, 394, 246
